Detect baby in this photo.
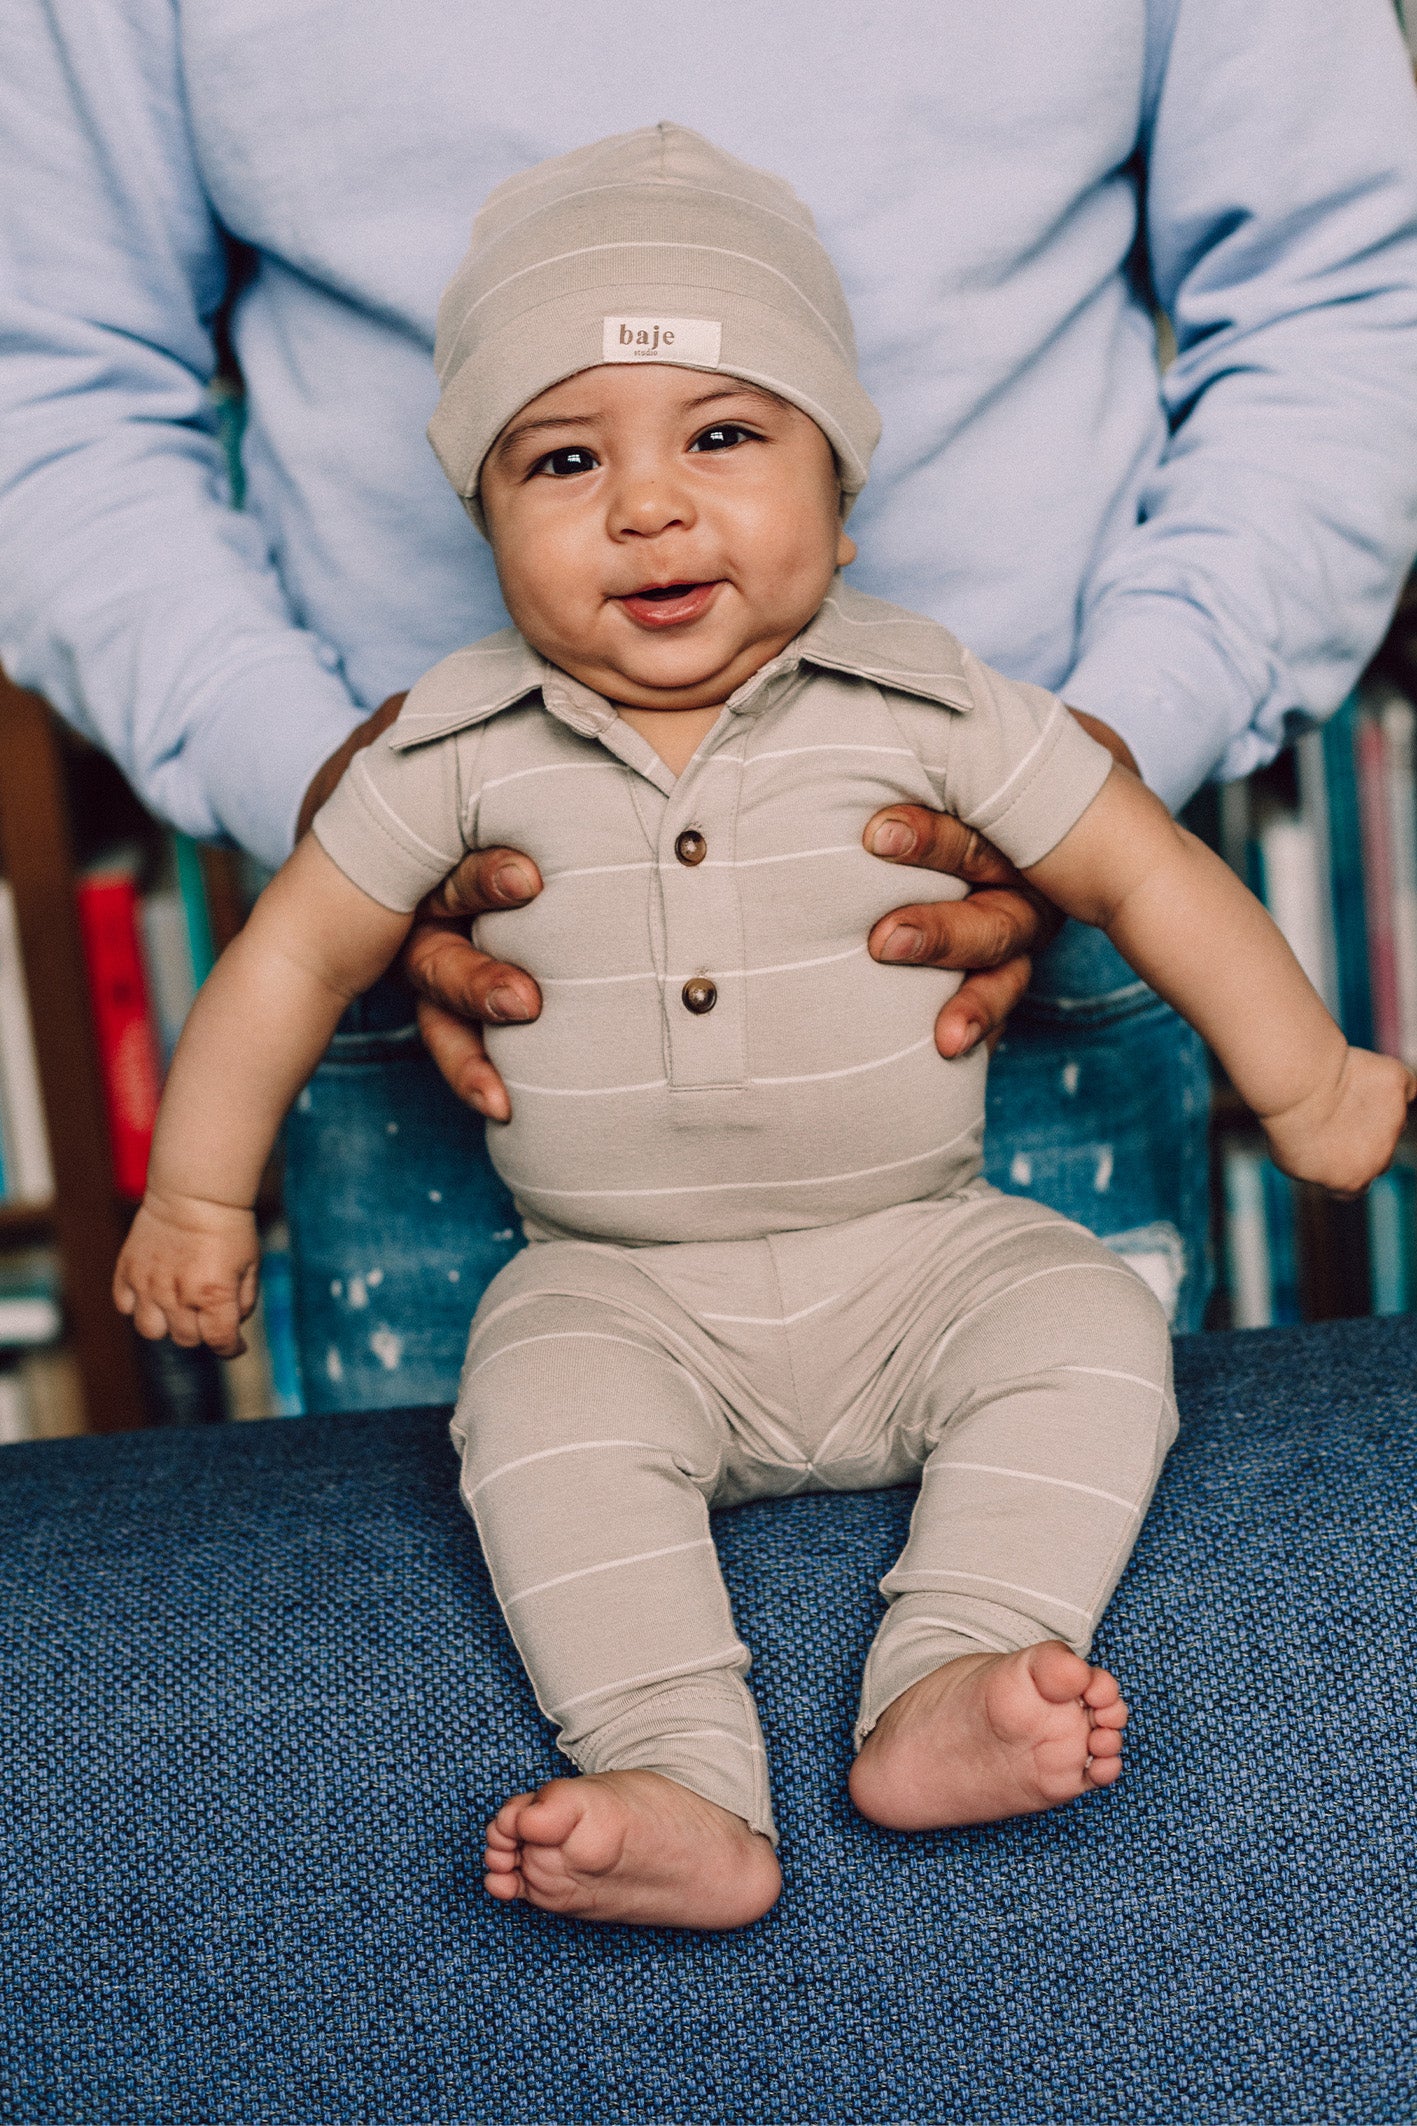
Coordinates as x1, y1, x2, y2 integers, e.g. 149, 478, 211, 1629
117, 125, 1412, 1933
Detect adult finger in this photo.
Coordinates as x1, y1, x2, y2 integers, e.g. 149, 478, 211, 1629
400, 921, 542, 1028
932, 955, 1035, 1058
864, 805, 1022, 886
415, 995, 514, 1121
869, 884, 1054, 973
420, 846, 543, 922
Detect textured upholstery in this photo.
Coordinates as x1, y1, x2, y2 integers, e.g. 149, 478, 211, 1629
2, 1318, 1413, 2124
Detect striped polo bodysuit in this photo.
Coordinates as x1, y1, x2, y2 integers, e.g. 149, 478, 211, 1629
313, 580, 1176, 1839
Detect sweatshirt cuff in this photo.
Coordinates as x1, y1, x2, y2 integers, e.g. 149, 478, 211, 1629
156, 650, 368, 871
1062, 596, 1261, 813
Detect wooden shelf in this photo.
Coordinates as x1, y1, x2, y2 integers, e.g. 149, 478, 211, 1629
0, 672, 147, 1431
0, 1200, 55, 1243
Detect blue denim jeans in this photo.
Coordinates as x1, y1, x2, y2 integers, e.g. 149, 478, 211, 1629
284, 923, 1212, 1414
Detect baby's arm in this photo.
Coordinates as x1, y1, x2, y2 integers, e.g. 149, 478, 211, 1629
114, 838, 414, 1354
1027, 767, 1415, 1195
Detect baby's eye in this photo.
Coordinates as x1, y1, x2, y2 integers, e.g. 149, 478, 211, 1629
532, 445, 599, 478
689, 423, 759, 454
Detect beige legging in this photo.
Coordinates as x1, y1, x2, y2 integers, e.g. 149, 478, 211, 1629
452, 1185, 1176, 1843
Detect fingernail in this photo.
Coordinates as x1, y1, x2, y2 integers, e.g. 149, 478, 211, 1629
486, 985, 531, 1022
958, 1026, 981, 1054
869, 819, 914, 858
493, 862, 534, 902
878, 925, 924, 963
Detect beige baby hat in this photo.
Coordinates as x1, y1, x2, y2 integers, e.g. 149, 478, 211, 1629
428, 122, 881, 534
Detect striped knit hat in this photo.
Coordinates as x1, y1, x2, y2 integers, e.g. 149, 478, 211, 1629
429, 123, 881, 534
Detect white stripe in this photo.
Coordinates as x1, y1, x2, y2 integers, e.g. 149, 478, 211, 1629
478, 759, 626, 795
351, 754, 463, 868
663, 1728, 766, 1756
501, 1033, 934, 1098
891, 1570, 1092, 1620
969, 702, 1062, 818
927, 1262, 1144, 1375
549, 1645, 748, 1717
462, 1330, 709, 1419
537, 944, 868, 990
702, 843, 858, 870
699, 1290, 845, 1328
500, 1074, 669, 1097
440, 240, 850, 367
504, 1124, 975, 1201
1060, 1365, 1166, 1395
699, 742, 916, 768
926, 1461, 1140, 1514
467, 1437, 664, 1501
504, 1537, 714, 1609
751, 1034, 935, 1087
877, 1618, 1002, 1651
543, 860, 654, 882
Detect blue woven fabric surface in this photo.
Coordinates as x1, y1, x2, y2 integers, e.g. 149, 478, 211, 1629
2, 1318, 1414, 2124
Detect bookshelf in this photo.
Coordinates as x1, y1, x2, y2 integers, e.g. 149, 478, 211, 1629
0, 667, 269, 1434
0, 671, 145, 1430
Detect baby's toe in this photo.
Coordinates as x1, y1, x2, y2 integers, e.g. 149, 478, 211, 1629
1086, 1725, 1124, 1760
1085, 1752, 1124, 1788
1081, 1666, 1123, 1710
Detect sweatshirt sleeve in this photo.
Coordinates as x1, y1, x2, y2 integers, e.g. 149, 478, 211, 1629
1063, 0, 1417, 810
0, 0, 366, 870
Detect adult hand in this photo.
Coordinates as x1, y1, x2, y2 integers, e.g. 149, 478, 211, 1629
863, 709, 1137, 1058
298, 694, 544, 1123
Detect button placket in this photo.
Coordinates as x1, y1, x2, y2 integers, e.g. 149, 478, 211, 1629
658, 749, 747, 1089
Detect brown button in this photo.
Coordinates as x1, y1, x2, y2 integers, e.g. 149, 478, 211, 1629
681, 977, 717, 1015
675, 829, 707, 866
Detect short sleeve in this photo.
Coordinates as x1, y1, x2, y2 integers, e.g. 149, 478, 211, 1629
943, 648, 1114, 868
311, 724, 468, 912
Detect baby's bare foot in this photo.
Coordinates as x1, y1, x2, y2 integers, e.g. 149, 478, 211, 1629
483, 1768, 781, 1930
849, 1640, 1128, 1831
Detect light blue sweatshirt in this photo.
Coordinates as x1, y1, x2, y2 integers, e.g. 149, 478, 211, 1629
2, 1, 1417, 870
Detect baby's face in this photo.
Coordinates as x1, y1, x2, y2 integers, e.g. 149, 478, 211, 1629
479, 365, 854, 712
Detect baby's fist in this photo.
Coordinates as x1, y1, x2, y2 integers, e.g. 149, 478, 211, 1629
1263, 1047, 1415, 1198
114, 1193, 260, 1358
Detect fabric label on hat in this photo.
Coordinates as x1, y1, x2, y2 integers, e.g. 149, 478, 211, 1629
602, 316, 722, 366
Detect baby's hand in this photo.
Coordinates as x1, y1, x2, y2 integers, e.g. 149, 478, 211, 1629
113, 1193, 260, 1358
1261, 1047, 1415, 1198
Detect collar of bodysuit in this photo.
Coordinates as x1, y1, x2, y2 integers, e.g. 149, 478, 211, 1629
386, 573, 974, 751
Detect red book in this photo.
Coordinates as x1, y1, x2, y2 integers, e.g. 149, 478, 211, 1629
1356, 710, 1401, 1059
76, 872, 161, 1198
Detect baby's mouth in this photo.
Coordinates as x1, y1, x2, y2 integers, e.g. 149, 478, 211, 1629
616, 581, 720, 628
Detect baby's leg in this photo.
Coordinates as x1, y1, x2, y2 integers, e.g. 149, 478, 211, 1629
454, 1258, 779, 1928
850, 1198, 1176, 1830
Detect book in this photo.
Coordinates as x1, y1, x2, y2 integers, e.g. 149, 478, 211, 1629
1355, 704, 1401, 1057
139, 884, 198, 1069
75, 869, 162, 1199
1378, 688, 1417, 1065
0, 880, 56, 1204
1222, 1143, 1272, 1329
1367, 1163, 1415, 1317
1321, 694, 1375, 1049
1256, 811, 1336, 1018
0, 1361, 26, 1446
174, 832, 218, 988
